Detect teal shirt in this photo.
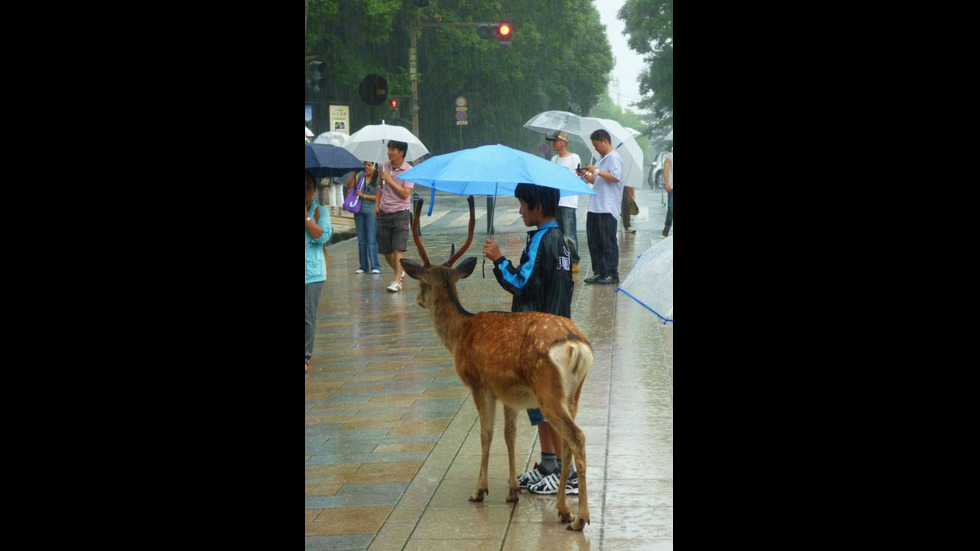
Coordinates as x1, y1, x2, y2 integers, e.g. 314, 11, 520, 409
358, 173, 380, 212
306, 200, 332, 283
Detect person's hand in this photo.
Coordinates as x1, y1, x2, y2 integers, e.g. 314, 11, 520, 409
482, 237, 501, 261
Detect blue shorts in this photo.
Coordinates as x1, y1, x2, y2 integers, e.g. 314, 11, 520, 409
527, 408, 546, 426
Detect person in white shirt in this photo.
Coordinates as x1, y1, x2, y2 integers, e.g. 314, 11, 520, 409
546, 131, 582, 273
580, 129, 625, 284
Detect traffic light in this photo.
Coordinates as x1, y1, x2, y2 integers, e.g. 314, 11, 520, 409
308, 61, 324, 92
497, 23, 512, 44
389, 98, 399, 110
477, 22, 514, 44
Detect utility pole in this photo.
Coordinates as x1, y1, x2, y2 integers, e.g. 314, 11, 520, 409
410, 20, 419, 137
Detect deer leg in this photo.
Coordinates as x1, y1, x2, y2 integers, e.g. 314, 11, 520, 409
503, 405, 520, 503
541, 406, 589, 530
468, 391, 495, 502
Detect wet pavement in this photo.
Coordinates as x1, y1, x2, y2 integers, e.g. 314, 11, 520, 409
306, 187, 673, 550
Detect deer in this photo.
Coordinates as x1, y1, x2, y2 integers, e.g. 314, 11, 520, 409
399, 195, 593, 531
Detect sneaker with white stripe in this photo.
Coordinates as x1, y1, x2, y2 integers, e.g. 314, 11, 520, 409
517, 463, 554, 489
527, 470, 578, 495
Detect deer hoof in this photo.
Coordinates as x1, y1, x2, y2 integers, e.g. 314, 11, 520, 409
567, 517, 588, 531
506, 487, 520, 503
558, 511, 574, 523
468, 489, 487, 502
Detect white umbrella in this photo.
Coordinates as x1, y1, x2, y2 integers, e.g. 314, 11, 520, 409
305, 126, 314, 138
313, 131, 349, 146
523, 112, 644, 189
616, 236, 672, 323
665, 129, 673, 141
579, 117, 645, 190
342, 122, 430, 164
522, 110, 585, 137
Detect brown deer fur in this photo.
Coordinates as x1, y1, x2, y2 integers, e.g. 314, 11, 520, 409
399, 196, 593, 531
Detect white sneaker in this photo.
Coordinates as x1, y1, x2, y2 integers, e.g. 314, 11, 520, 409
370, 269, 380, 274
386, 281, 402, 292
355, 269, 365, 274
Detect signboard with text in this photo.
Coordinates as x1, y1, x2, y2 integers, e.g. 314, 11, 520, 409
329, 105, 350, 134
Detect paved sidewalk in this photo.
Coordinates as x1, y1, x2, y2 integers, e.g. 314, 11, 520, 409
307, 198, 673, 550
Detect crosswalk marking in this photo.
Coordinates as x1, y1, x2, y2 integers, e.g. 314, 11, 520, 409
417, 210, 452, 227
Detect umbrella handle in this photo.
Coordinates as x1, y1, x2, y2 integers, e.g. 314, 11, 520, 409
483, 187, 498, 278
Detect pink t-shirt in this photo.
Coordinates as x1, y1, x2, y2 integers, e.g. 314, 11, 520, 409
377, 159, 414, 213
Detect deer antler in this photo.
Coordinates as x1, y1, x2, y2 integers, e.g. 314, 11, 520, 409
411, 198, 431, 268
444, 195, 475, 267
411, 195, 476, 268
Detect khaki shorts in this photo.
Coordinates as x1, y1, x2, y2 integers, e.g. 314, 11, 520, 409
377, 210, 410, 254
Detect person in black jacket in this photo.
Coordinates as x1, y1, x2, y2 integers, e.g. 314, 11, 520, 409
482, 182, 578, 495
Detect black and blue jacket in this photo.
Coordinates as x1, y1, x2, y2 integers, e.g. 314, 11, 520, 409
491, 221, 573, 318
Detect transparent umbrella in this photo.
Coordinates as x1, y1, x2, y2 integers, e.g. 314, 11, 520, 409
522, 110, 584, 137
616, 236, 673, 324
578, 117, 645, 190
524, 113, 644, 190
314, 131, 349, 146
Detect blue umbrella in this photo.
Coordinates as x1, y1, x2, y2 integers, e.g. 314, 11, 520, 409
305, 143, 364, 179
399, 144, 596, 198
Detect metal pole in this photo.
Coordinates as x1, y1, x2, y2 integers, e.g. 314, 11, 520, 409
410, 21, 419, 138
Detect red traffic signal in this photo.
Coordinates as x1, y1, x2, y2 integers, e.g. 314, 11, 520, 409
477, 22, 514, 43
389, 98, 399, 109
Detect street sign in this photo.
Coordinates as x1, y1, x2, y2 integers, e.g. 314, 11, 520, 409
538, 143, 549, 155
455, 96, 467, 108
456, 111, 467, 122
358, 74, 388, 106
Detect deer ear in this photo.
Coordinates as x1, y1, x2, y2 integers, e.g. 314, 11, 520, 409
400, 259, 426, 280
456, 257, 478, 278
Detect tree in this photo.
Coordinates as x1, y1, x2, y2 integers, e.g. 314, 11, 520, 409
304, 0, 613, 155
618, 0, 672, 141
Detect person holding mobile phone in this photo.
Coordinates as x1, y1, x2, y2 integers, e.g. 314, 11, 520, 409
581, 129, 625, 285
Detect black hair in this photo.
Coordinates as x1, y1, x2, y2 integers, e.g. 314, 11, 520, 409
514, 183, 559, 217
590, 129, 611, 143
364, 162, 380, 186
387, 140, 408, 155
305, 170, 316, 186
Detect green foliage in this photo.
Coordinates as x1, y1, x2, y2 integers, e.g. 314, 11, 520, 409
305, 0, 614, 156
618, 0, 672, 139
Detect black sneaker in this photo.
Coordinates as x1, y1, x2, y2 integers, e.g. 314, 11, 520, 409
596, 275, 619, 284
584, 274, 603, 284
517, 463, 555, 489
528, 470, 578, 495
